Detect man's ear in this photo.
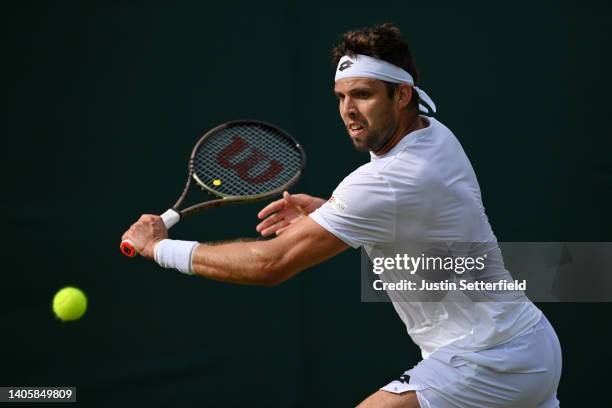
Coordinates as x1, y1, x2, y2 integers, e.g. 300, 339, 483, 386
397, 84, 413, 109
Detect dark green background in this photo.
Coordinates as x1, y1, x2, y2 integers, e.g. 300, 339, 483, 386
3, 1, 611, 406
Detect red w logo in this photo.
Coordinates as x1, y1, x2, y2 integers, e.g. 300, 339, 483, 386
217, 136, 284, 184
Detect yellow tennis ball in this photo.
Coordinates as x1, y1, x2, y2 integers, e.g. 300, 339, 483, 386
212, 179, 222, 186
52, 287, 87, 321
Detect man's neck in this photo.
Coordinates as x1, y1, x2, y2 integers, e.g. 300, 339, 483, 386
373, 110, 427, 156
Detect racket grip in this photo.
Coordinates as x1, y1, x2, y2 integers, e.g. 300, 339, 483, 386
120, 209, 180, 258
120, 239, 138, 257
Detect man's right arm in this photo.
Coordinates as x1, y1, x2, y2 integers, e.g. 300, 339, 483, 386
192, 216, 348, 285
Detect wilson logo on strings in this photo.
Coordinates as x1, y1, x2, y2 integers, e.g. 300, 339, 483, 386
217, 136, 284, 183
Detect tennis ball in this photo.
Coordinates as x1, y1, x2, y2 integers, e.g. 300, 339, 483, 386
52, 287, 87, 321
213, 179, 222, 186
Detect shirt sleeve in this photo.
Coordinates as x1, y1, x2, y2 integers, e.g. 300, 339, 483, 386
309, 166, 396, 248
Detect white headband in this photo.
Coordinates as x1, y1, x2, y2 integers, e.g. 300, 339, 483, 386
335, 54, 436, 114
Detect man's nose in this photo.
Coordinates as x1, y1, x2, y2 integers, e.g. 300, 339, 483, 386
341, 97, 357, 118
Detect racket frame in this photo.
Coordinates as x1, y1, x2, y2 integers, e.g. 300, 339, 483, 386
121, 119, 306, 258
172, 119, 307, 219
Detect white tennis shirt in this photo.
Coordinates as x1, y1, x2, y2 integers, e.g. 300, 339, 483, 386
310, 116, 541, 358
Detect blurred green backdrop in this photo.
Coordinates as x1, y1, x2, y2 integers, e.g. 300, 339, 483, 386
3, 1, 611, 406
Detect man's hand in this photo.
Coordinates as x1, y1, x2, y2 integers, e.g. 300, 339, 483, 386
256, 191, 326, 237
121, 214, 168, 259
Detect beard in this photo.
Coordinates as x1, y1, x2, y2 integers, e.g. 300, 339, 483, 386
351, 119, 397, 153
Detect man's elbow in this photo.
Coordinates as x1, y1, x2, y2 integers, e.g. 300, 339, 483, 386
258, 273, 286, 287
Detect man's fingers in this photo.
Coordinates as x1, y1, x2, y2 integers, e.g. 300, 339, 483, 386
256, 219, 272, 233
256, 212, 280, 232
260, 220, 289, 237
121, 222, 138, 241
258, 219, 273, 236
260, 225, 277, 237
258, 191, 304, 221
263, 214, 305, 236
258, 198, 285, 219
256, 192, 307, 234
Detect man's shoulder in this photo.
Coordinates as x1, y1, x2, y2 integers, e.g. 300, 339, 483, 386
341, 162, 392, 188
331, 162, 397, 209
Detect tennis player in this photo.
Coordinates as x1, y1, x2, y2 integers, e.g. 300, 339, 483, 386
122, 23, 562, 407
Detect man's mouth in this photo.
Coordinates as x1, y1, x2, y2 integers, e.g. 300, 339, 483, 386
348, 123, 365, 138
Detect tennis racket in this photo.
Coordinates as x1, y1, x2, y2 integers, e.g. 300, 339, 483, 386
120, 119, 306, 257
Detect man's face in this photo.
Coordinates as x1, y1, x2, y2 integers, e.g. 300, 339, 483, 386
334, 78, 399, 152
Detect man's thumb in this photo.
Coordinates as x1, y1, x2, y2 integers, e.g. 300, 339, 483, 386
283, 191, 293, 205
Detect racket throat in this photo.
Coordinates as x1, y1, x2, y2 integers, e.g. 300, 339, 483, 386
160, 208, 181, 229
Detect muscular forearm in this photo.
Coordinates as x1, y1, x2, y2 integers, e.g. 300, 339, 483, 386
190, 216, 346, 286
191, 239, 282, 286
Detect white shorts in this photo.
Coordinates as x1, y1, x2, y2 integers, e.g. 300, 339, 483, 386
381, 316, 562, 408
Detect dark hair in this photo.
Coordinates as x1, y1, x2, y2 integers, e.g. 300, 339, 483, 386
331, 23, 420, 107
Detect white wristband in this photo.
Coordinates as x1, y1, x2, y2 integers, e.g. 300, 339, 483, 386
153, 239, 199, 275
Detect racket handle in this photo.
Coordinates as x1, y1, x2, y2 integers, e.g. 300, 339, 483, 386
120, 239, 138, 257
160, 208, 180, 229
120, 209, 181, 258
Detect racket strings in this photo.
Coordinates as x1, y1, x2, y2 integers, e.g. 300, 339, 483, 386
192, 124, 303, 197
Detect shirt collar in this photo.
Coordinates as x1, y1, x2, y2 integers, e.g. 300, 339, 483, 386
370, 116, 433, 161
